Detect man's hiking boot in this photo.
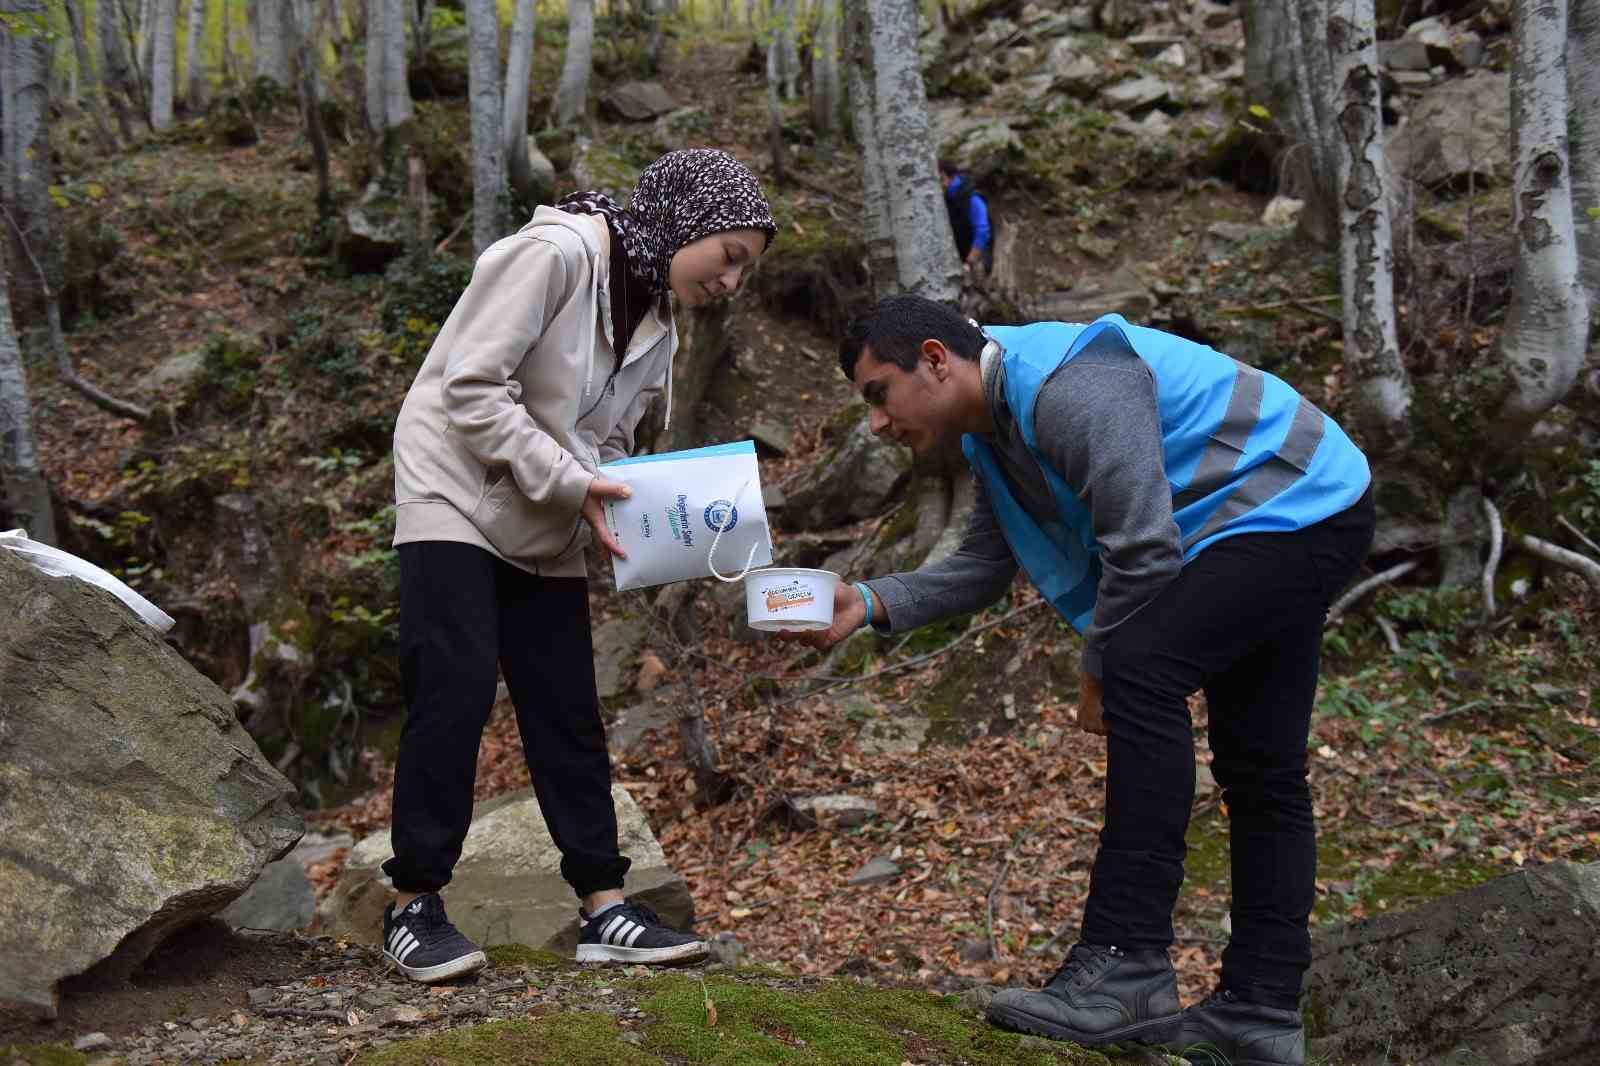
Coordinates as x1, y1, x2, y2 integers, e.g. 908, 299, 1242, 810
575, 900, 709, 965
986, 942, 1182, 1047
1178, 986, 1305, 1066
382, 893, 487, 983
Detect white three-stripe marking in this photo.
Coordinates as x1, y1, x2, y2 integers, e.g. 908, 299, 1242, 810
623, 923, 646, 948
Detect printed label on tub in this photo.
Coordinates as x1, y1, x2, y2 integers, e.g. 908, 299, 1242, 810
760, 578, 817, 612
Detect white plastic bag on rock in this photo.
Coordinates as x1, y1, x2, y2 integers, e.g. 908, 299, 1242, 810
0, 529, 176, 632
600, 441, 774, 591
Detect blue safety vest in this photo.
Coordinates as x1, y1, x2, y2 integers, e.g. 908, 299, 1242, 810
962, 315, 1371, 633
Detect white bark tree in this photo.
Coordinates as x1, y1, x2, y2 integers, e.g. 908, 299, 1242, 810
765, 13, 786, 183
97, 0, 137, 140
552, 0, 594, 127
464, 0, 505, 254
0, 246, 55, 545
502, 0, 540, 203
150, 0, 177, 129
810, 0, 839, 137
62, 0, 118, 149
253, 0, 295, 87
845, 0, 894, 291
184, 0, 208, 110
1496, 0, 1590, 435
776, 0, 798, 99
365, 0, 413, 161
848, 0, 960, 302
1328, 0, 1409, 451
1571, 0, 1600, 320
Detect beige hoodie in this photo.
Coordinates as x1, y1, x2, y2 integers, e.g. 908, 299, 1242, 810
392, 207, 677, 577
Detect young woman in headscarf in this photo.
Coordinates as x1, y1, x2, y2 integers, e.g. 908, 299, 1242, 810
382, 149, 777, 982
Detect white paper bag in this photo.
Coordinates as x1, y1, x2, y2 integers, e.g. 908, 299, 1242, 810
0, 529, 177, 632
600, 440, 774, 591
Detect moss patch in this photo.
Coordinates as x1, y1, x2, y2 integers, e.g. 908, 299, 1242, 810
356, 1015, 658, 1065
0, 1045, 87, 1066
641, 975, 1117, 1065
484, 944, 570, 970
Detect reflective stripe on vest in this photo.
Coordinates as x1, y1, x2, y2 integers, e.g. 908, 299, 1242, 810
961, 315, 1371, 633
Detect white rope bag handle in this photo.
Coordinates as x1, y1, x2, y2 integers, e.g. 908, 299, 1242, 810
706, 477, 761, 583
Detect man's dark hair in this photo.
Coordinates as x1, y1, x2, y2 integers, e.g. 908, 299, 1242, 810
937, 158, 960, 179
839, 295, 986, 380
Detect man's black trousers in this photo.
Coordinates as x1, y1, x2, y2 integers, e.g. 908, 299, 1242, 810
1081, 490, 1375, 1009
382, 541, 631, 897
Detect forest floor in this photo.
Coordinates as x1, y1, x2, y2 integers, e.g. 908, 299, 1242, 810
5, 24, 1600, 1066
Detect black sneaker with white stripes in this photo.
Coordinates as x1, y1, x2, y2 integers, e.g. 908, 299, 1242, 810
575, 900, 709, 965
382, 893, 487, 983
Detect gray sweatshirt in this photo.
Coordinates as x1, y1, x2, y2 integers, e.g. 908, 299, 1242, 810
861, 335, 1184, 678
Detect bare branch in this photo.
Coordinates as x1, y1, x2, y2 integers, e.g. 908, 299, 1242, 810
1516, 533, 1600, 591
1481, 496, 1503, 619
0, 205, 152, 423
1325, 560, 1419, 626
1557, 515, 1600, 559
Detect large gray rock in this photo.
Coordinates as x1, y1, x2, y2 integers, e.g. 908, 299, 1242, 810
139, 349, 206, 398
1028, 268, 1155, 324
601, 81, 678, 121
319, 786, 693, 954
1305, 861, 1600, 1065
217, 858, 316, 933
1043, 39, 1105, 98
337, 185, 411, 274
0, 548, 303, 1018
1101, 75, 1175, 113
1386, 72, 1511, 188
781, 405, 912, 531
593, 614, 650, 701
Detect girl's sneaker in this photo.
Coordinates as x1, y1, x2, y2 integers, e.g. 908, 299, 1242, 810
382, 893, 488, 983
576, 900, 709, 965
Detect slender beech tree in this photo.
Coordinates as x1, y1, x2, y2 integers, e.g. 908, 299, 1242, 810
810, 0, 839, 137
1328, 0, 1409, 452
184, 0, 208, 110
502, 0, 541, 205
289, 0, 332, 218
365, 0, 413, 172
847, 0, 959, 303
765, 13, 786, 184
1571, 0, 1600, 321
552, 0, 594, 127
464, 0, 506, 253
254, 0, 294, 87
150, 0, 177, 129
63, 0, 118, 150
0, 263, 55, 545
97, 0, 137, 139
1495, 0, 1590, 438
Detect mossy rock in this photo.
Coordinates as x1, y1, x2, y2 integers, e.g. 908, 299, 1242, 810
409, 28, 471, 100
206, 94, 260, 148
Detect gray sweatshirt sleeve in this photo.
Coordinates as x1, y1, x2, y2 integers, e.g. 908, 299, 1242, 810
860, 476, 1018, 633
1033, 347, 1183, 679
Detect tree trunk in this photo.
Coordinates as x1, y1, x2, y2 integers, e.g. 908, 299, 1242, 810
64, 0, 118, 150
98, 0, 137, 141
778, 0, 798, 99
503, 0, 538, 203
0, 266, 56, 546
857, 0, 960, 302
464, 0, 506, 254
184, 0, 208, 110
1495, 0, 1589, 436
2, 0, 57, 309
553, 0, 594, 127
138, 0, 155, 87
150, 0, 177, 129
290, 0, 332, 218
220, 0, 234, 85
809, 0, 838, 136
366, 0, 413, 172
1571, 0, 1600, 323
845, 0, 896, 293
765, 21, 787, 184
1328, 0, 1409, 453
254, 0, 294, 87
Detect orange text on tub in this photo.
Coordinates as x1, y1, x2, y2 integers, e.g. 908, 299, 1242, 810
764, 583, 816, 612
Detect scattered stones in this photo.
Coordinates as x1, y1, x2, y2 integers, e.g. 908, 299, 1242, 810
1261, 195, 1305, 228
849, 856, 902, 886
139, 348, 206, 399
1100, 74, 1174, 113
1153, 43, 1186, 69
599, 81, 678, 121
73, 1033, 113, 1052
1076, 233, 1119, 261
748, 417, 795, 455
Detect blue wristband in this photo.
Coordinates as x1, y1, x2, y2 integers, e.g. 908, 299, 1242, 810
854, 581, 875, 628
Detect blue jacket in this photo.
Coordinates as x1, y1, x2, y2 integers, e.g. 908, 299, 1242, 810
962, 315, 1371, 633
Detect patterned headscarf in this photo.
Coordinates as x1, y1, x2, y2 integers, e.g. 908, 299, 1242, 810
557, 148, 778, 296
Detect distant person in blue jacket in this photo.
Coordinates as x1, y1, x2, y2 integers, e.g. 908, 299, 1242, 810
939, 159, 993, 276
792, 296, 1374, 1066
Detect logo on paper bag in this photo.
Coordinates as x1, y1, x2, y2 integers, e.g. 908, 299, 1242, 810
704, 500, 738, 534
763, 580, 815, 612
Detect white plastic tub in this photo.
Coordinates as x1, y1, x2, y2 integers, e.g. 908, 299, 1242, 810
744, 567, 838, 631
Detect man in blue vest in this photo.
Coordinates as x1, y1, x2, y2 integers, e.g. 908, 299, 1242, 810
799, 295, 1374, 1065
940, 160, 993, 276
